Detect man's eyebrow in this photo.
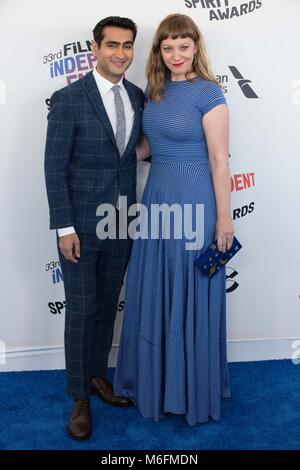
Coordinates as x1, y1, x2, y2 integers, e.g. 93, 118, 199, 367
105, 40, 134, 45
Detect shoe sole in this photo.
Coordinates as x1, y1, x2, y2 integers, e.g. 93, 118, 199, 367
91, 388, 133, 408
67, 426, 92, 441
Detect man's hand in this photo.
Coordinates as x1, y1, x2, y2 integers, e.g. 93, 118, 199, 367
59, 233, 80, 263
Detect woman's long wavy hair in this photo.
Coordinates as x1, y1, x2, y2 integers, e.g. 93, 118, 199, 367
146, 13, 219, 101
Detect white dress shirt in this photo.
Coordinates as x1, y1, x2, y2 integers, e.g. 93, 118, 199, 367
58, 69, 135, 237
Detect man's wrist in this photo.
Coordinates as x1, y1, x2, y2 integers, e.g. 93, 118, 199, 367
57, 226, 76, 237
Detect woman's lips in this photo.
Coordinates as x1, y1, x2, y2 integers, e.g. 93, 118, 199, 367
172, 62, 185, 68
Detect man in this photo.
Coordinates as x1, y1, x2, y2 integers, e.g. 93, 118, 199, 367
44, 16, 144, 440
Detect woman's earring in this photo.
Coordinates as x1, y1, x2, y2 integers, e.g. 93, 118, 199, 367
193, 54, 198, 66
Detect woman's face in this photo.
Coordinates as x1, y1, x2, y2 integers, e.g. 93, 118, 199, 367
160, 36, 197, 81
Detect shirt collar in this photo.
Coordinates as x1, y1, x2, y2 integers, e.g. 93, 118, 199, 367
93, 68, 125, 94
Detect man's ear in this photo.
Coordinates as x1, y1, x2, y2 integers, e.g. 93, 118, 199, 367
91, 40, 99, 57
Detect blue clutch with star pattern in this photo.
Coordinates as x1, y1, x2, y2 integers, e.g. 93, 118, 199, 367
195, 236, 242, 278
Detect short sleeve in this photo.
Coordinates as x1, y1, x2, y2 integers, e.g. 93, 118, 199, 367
196, 81, 227, 116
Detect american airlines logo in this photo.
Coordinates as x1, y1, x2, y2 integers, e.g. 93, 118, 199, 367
228, 66, 259, 98
226, 267, 240, 292
217, 66, 259, 98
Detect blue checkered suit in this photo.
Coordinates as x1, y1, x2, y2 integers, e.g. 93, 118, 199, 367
45, 71, 144, 233
44, 71, 144, 399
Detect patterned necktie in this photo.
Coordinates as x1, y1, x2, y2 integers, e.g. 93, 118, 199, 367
112, 85, 126, 156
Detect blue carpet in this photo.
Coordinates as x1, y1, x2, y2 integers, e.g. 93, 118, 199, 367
0, 360, 300, 450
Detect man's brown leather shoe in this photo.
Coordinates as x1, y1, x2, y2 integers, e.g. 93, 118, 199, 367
67, 399, 91, 440
91, 377, 133, 407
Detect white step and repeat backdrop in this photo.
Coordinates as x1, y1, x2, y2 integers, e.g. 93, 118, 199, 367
1, 0, 300, 371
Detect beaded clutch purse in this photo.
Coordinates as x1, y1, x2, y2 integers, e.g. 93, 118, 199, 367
195, 236, 242, 278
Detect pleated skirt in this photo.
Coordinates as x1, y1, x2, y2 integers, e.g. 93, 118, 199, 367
114, 157, 230, 425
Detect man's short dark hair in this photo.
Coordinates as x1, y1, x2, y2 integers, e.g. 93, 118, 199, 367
93, 16, 137, 46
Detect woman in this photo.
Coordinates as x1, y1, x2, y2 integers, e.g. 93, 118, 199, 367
114, 13, 234, 425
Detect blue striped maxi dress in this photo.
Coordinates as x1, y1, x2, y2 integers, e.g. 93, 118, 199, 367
114, 78, 230, 425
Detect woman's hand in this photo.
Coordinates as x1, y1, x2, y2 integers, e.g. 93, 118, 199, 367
215, 216, 234, 253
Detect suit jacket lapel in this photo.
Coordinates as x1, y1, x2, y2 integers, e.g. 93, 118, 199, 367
83, 71, 118, 152
122, 79, 142, 158
83, 72, 141, 159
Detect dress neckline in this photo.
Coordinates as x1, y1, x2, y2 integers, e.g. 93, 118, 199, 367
167, 76, 202, 85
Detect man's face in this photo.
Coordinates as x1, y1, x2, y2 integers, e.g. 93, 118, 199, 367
92, 26, 134, 83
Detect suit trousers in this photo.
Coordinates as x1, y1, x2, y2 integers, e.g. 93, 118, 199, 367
58, 211, 132, 399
